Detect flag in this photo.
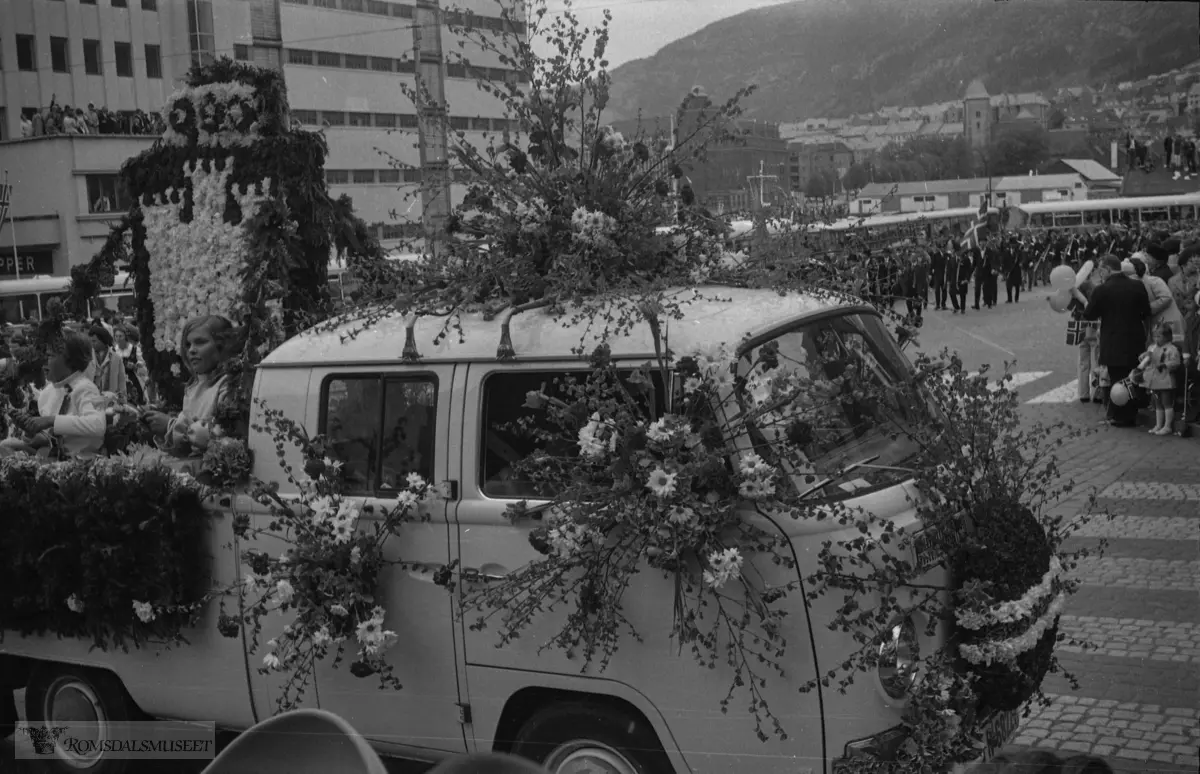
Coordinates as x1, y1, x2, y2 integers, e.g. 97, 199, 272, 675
960, 196, 994, 253
0, 178, 11, 227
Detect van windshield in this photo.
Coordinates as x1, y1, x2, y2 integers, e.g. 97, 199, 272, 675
737, 310, 929, 502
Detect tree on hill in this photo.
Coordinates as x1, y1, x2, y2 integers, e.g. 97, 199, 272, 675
805, 171, 835, 198
842, 163, 870, 191
984, 127, 1052, 176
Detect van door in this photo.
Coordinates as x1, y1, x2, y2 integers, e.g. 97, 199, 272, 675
306, 364, 469, 759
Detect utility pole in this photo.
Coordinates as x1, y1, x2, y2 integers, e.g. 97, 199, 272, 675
414, 0, 452, 257
747, 160, 778, 210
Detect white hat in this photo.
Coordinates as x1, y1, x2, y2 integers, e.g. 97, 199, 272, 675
1120, 260, 1136, 278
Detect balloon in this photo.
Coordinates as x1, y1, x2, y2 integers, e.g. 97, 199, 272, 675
1109, 382, 1130, 407
1075, 260, 1094, 287
1048, 289, 1072, 313
1050, 265, 1076, 292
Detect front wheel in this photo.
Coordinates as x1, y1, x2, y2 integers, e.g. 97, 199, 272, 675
510, 701, 672, 774
25, 664, 134, 774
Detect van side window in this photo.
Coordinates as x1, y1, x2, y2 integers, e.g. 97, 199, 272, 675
479, 369, 668, 500
322, 375, 437, 495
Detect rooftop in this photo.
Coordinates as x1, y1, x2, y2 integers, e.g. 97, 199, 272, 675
263, 287, 854, 367
965, 79, 989, 100
1051, 159, 1122, 182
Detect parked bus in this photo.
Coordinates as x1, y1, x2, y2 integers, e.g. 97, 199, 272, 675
1008, 193, 1200, 231
815, 206, 984, 249
0, 273, 136, 326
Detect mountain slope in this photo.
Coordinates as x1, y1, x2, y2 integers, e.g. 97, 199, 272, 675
605, 0, 1200, 123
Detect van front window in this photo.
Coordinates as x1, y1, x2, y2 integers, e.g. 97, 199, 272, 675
737, 311, 928, 501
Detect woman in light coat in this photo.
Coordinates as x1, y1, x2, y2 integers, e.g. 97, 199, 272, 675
1129, 256, 1182, 345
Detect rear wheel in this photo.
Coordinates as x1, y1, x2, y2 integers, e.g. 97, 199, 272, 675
510, 701, 672, 774
25, 664, 134, 774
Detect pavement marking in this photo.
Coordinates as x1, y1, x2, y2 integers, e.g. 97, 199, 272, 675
1098, 481, 1200, 501
1059, 616, 1200, 663
1070, 557, 1200, 591
1070, 515, 1199, 540
1025, 379, 1080, 404
1015, 694, 1200, 767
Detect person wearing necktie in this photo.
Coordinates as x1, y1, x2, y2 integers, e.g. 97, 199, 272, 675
1, 331, 106, 459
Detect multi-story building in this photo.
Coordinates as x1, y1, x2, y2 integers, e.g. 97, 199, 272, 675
279, 0, 528, 246
1, 0, 528, 278
787, 139, 854, 193
0, 0, 252, 278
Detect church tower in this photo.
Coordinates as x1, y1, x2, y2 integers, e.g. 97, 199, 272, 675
964, 78, 991, 150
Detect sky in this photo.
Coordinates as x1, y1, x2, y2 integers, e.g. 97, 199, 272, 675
540, 0, 795, 68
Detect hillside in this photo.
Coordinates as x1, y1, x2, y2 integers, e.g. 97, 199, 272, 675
605, 0, 1200, 123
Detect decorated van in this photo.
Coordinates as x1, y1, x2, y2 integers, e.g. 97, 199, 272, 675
0, 285, 1057, 774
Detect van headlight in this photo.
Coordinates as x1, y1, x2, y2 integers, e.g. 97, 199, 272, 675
877, 616, 919, 700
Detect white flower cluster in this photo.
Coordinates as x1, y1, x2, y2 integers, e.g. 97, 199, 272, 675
702, 547, 744, 589
737, 452, 777, 500
307, 494, 363, 545
132, 600, 156, 623
570, 206, 617, 245
161, 82, 263, 148
142, 160, 273, 352
577, 411, 618, 459
354, 605, 399, 656
959, 592, 1066, 666
545, 514, 600, 559
65, 594, 85, 614
955, 557, 1063, 631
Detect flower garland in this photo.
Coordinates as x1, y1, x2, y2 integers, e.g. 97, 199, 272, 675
142, 160, 272, 352
955, 556, 1063, 630
960, 591, 1067, 667
161, 81, 263, 149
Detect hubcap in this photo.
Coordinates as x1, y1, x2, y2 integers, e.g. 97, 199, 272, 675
545, 741, 639, 774
44, 678, 108, 769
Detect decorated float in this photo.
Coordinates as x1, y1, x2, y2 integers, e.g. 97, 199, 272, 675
1, 5, 1108, 773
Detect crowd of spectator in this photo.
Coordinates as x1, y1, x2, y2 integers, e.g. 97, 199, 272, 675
19, 99, 164, 138
1125, 131, 1200, 178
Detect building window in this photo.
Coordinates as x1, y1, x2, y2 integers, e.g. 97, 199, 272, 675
393, 4, 413, 18
374, 113, 396, 128
87, 175, 133, 214
292, 109, 319, 125
402, 168, 421, 183
142, 0, 158, 10
370, 57, 393, 72
396, 59, 415, 73
326, 170, 349, 185
80, 0, 97, 4
113, 0, 128, 7
449, 117, 469, 131
114, 42, 134, 77
50, 37, 69, 73
83, 39, 103, 75
378, 169, 400, 184
345, 54, 368, 70
367, 0, 389, 14
353, 170, 376, 184
287, 49, 313, 65
16, 36, 36, 72
282, 0, 308, 4
322, 111, 346, 126
313, 0, 336, 8
398, 114, 418, 128
446, 64, 466, 79
187, 0, 217, 68
469, 117, 490, 131
342, 0, 365, 11
348, 111, 371, 127
317, 51, 341, 68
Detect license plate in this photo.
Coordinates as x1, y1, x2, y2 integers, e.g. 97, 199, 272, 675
980, 709, 1021, 761
910, 520, 963, 573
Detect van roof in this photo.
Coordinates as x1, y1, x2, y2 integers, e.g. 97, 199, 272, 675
263, 286, 860, 367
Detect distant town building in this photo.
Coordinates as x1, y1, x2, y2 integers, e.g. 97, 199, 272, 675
851, 173, 1087, 215
1042, 158, 1122, 198
963, 78, 1050, 150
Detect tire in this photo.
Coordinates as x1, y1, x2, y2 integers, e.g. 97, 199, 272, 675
510, 701, 672, 774
25, 664, 134, 774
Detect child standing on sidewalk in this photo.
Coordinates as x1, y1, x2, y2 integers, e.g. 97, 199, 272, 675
1139, 323, 1182, 435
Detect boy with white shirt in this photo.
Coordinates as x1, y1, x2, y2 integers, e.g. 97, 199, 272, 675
0, 331, 105, 459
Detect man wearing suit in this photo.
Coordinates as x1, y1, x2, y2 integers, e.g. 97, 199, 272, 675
1003, 237, 1023, 303
930, 248, 948, 311
952, 248, 973, 314
1072, 255, 1152, 427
